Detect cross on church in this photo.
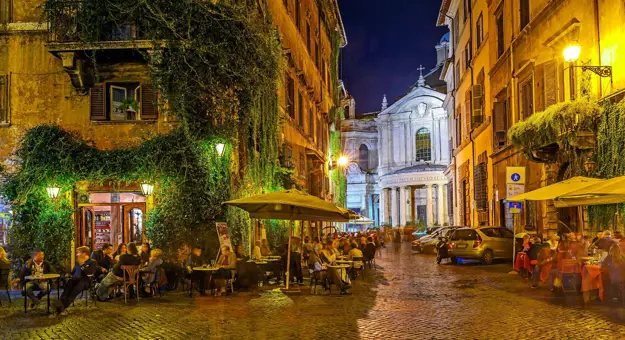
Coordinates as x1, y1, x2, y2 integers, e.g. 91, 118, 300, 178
417, 65, 425, 77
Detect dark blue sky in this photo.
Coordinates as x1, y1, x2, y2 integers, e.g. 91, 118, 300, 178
338, 1, 447, 114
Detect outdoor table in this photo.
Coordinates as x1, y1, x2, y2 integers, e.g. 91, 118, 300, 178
582, 264, 604, 302
190, 267, 219, 298
327, 264, 351, 289
335, 260, 353, 266
514, 252, 530, 272
23, 273, 60, 314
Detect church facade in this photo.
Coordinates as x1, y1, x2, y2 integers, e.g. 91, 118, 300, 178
342, 36, 451, 228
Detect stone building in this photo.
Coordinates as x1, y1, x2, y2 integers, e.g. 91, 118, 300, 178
342, 38, 451, 228
0, 0, 346, 247
438, 0, 625, 235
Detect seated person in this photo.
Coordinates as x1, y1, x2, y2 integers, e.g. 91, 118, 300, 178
213, 245, 237, 297
527, 237, 543, 260
363, 237, 376, 261
260, 239, 271, 257
347, 243, 364, 268
0, 246, 9, 270
96, 242, 141, 301
140, 243, 152, 265
113, 243, 127, 262
56, 246, 97, 315
139, 248, 164, 294
18, 249, 54, 309
186, 246, 207, 296
235, 244, 249, 261
320, 241, 350, 295
252, 240, 263, 260
521, 235, 532, 252
531, 248, 556, 289
91, 243, 115, 280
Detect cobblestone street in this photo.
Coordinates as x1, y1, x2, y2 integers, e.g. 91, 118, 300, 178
2, 244, 625, 339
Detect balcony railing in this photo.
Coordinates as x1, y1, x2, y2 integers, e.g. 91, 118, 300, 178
47, 1, 145, 43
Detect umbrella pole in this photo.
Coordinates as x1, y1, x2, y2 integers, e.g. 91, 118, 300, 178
286, 208, 293, 290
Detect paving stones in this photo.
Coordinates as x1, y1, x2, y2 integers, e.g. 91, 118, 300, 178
1, 245, 625, 339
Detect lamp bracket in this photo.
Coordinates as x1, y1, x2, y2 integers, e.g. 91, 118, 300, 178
579, 65, 612, 78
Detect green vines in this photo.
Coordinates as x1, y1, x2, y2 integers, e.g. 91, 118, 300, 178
2, 0, 284, 266
330, 129, 346, 207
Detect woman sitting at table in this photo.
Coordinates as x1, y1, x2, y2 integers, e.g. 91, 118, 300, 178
213, 245, 237, 297
260, 239, 271, 257
521, 235, 532, 252
602, 244, 625, 300
531, 248, 556, 289
320, 241, 350, 295
139, 248, 163, 295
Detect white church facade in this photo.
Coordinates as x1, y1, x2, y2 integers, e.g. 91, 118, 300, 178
342, 35, 451, 228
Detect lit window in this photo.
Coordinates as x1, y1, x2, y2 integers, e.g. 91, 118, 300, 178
415, 128, 432, 162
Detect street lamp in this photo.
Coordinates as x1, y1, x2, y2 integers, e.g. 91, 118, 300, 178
46, 187, 60, 200
563, 43, 613, 80
215, 143, 226, 157
584, 158, 597, 174
140, 183, 154, 196
337, 156, 348, 167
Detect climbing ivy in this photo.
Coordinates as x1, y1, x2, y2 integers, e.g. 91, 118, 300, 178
2, 0, 287, 266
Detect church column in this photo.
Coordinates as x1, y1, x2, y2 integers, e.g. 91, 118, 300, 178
366, 193, 373, 219
390, 187, 398, 227
405, 186, 412, 224
399, 187, 406, 227
426, 184, 433, 225
413, 187, 419, 223
437, 184, 445, 226
379, 189, 387, 224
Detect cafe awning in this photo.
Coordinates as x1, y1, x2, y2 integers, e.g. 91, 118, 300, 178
348, 215, 375, 225
554, 175, 625, 207
507, 176, 602, 202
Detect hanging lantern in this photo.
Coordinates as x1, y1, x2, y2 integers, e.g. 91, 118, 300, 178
215, 143, 226, 157
140, 183, 154, 196
46, 187, 60, 199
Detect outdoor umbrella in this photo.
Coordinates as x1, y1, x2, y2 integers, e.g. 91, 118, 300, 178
224, 188, 350, 290
553, 175, 625, 207
507, 176, 602, 202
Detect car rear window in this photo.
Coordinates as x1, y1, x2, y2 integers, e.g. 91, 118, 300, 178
452, 229, 478, 240
481, 228, 514, 238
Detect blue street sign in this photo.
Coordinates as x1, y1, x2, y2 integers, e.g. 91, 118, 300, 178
508, 201, 522, 214
511, 173, 521, 182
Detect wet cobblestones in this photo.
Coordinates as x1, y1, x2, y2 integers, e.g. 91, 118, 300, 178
2, 244, 625, 339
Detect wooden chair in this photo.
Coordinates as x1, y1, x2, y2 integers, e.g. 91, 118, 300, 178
143, 266, 163, 298
72, 274, 97, 307
121, 265, 140, 303
351, 256, 365, 280
0, 268, 10, 306
558, 259, 581, 294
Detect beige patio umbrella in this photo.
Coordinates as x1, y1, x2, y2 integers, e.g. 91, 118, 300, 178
224, 188, 350, 290
507, 176, 603, 202
553, 175, 625, 207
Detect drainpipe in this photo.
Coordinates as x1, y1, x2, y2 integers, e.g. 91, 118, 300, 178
468, 6, 476, 228
446, 13, 458, 226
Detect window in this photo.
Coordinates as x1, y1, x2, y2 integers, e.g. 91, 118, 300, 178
0, 74, 8, 124
287, 76, 295, 119
295, 1, 300, 31
455, 105, 462, 143
476, 13, 484, 49
455, 62, 460, 88
298, 92, 304, 128
481, 228, 501, 238
0, 0, 11, 23
463, 0, 471, 22
496, 9, 505, 58
452, 229, 478, 241
471, 69, 484, 129
493, 100, 509, 148
464, 39, 472, 70
90, 83, 158, 121
453, 12, 459, 48
415, 128, 432, 162
358, 144, 369, 170
520, 0, 530, 30
309, 108, 314, 138
447, 181, 454, 222
520, 78, 534, 120
299, 153, 305, 176
473, 162, 487, 211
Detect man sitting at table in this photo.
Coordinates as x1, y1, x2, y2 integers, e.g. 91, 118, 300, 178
213, 245, 237, 297
363, 237, 376, 262
96, 242, 141, 301
594, 230, 618, 251
18, 249, 55, 309
531, 248, 556, 289
56, 246, 97, 315
91, 243, 116, 281
186, 246, 207, 296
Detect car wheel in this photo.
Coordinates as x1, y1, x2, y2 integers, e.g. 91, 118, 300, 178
481, 250, 494, 265
450, 257, 458, 265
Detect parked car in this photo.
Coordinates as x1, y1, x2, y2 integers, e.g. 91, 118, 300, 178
447, 226, 514, 265
412, 226, 461, 254
411, 226, 440, 239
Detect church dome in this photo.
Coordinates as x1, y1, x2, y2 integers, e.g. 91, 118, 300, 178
440, 32, 450, 44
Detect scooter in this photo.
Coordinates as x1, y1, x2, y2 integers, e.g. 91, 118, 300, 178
436, 236, 451, 264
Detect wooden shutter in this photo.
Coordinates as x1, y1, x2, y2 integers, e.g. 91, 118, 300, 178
544, 61, 557, 108
141, 84, 158, 120
89, 85, 106, 121
471, 84, 483, 128
464, 90, 471, 137
493, 102, 507, 147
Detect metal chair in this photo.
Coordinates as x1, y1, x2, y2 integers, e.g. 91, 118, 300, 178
121, 265, 140, 303
351, 256, 365, 280
0, 268, 11, 306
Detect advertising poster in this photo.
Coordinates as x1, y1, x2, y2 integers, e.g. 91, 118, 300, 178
216, 222, 232, 250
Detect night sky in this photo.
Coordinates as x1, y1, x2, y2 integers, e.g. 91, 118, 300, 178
338, 1, 447, 114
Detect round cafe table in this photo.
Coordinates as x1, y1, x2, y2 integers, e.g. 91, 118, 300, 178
190, 267, 219, 298
582, 264, 604, 302
24, 273, 60, 314
327, 264, 351, 290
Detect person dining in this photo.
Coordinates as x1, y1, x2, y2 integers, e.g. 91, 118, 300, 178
594, 230, 618, 252
320, 241, 350, 295
547, 234, 559, 251
186, 246, 207, 296
213, 245, 237, 297
0, 246, 10, 270
56, 246, 98, 315
531, 248, 556, 289
140, 243, 151, 265
113, 243, 127, 261
363, 237, 376, 262
235, 244, 248, 261
252, 240, 263, 260
521, 235, 532, 252
96, 242, 141, 301
91, 243, 115, 280
603, 243, 625, 301
139, 248, 163, 295
18, 249, 54, 309
260, 239, 271, 257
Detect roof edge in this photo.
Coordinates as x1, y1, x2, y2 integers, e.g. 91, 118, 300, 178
437, 0, 452, 26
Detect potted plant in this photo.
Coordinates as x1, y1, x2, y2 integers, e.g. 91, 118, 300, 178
118, 98, 140, 120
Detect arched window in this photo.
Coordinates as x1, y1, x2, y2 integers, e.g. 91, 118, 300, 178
358, 144, 369, 170
415, 128, 432, 161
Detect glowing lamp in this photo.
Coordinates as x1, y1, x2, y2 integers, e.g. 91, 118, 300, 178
215, 143, 226, 157
46, 187, 60, 199
563, 44, 581, 63
337, 156, 349, 167
140, 183, 154, 196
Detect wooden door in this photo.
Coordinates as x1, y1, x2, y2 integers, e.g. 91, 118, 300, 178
463, 180, 471, 227
122, 203, 146, 244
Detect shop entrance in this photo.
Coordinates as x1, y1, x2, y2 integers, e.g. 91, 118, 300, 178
76, 192, 146, 249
